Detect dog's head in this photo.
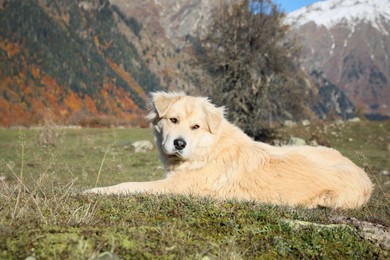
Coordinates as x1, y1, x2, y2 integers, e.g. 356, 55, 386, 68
147, 92, 224, 161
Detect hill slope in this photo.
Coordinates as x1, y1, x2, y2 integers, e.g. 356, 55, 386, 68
0, 0, 191, 127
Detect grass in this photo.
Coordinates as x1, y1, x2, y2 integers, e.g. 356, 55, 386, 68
0, 122, 389, 259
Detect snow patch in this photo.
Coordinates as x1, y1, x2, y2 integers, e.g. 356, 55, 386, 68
330, 34, 335, 55
286, 0, 390, 34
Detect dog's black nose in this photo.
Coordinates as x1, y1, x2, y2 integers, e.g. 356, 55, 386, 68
174, 138, 187, 150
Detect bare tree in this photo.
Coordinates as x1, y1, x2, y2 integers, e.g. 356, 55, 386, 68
193, 0, 309, 139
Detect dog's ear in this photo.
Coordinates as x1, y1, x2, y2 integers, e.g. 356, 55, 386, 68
204, 101, 224, 134
148, 92, 184, 120
153, 94, 173, 117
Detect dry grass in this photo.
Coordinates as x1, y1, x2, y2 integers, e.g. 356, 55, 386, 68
0, 122, 389, 258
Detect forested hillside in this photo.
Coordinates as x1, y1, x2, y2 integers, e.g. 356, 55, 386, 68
0, 0, 169, 127
1, 0, 373, 128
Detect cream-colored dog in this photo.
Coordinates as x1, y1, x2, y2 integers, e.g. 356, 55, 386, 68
86, 92, 373, 209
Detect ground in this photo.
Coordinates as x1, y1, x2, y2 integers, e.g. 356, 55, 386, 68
0, 121, 389, 259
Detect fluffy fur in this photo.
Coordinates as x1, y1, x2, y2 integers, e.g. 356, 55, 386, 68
86, 92, 373, 209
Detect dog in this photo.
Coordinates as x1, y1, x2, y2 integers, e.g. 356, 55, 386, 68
85, 92, 373, 209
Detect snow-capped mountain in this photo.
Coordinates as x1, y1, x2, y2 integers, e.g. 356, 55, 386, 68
288, 0, 390, 33
287, 0, 390, 118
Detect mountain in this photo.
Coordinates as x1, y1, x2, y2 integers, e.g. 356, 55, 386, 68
109, 0, 236, 47
287, 0, 390, 119
0, 0, 193, 127
0, 0, 371, 127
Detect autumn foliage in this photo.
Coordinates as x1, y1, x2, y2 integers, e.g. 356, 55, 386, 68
0, 38, 146, 127
0, 0, 163, 127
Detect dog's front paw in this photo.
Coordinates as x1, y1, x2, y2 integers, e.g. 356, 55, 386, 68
83, 187, 106, 195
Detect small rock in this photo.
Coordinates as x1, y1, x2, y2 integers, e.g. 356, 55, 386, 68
131, 140, 154, 153
348, 117, 361, 123
301, 120, 310, 126
24, 257, 37, 260
283, 120, 296, 128
0, 176, 6, 181
288, 137, 306, 146
357, 220, 390, 250
348, 138, 353, 142
116, 164, 123, 171
309, 140, 318, 146
330, 216, 390, 250
380, 170, 389, 176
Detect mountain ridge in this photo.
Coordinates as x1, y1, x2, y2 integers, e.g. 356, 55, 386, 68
286, 0, 390, 117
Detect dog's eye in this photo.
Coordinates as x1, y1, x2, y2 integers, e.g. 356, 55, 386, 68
170, 118, 178, 124
191, 124, 200, 130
